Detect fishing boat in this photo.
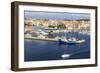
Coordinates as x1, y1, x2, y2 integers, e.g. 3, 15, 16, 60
59, 37, 85, 45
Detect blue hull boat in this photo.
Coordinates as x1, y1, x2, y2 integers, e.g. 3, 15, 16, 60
59, 39, 85, 45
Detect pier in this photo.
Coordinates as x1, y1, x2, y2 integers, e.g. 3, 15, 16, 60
25, 37, 58, 41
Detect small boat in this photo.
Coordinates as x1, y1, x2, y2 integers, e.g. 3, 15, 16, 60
59, 37, 85, 45
36, 29, 48, 35
61, 54, 70, 59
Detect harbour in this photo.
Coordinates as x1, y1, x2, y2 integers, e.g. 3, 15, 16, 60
24, 11, 90, 62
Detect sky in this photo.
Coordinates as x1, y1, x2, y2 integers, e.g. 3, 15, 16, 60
24, 11, 90, 20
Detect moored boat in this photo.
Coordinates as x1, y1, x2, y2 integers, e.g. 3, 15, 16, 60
59, 37, 85, 45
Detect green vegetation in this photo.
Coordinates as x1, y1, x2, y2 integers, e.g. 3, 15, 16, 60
48, 25, 56, 28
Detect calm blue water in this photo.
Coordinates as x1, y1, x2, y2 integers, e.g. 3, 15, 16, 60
24, 32, 90, 61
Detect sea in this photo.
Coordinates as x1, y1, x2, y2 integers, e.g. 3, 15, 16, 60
24, 32, 90, 61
